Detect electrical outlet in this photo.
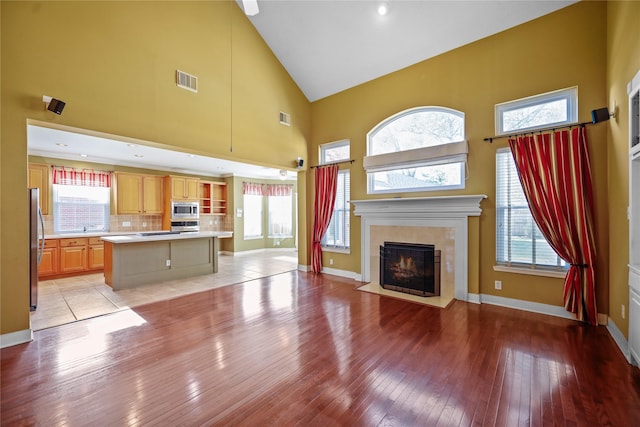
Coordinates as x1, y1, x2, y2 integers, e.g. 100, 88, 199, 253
495, 280, 502, 290
122, 221, 131, 227
329, 258, 334, 265
276, 241, 280, 246
166, 259, 171, 267
142, 222, 147, 227
622, 304, 626, 319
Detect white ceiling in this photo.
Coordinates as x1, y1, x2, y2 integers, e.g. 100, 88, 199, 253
28, 0, 577, 177
243, 0, 577, 102
27, 125, 298, 180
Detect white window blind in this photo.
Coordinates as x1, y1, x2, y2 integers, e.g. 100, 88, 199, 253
496, 149, 566, 270
322, 170, 350, 250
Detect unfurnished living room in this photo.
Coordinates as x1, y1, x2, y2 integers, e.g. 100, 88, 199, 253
2, 1, 640, 425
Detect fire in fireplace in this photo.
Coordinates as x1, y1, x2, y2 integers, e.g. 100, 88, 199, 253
379, 242, 441, 297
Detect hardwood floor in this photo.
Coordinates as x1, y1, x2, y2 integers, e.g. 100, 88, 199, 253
3, 271, 640, 426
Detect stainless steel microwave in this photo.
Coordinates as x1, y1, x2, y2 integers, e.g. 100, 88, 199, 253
171, 201, 199, 219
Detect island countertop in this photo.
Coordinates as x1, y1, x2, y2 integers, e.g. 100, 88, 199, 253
101, 231, 233, 244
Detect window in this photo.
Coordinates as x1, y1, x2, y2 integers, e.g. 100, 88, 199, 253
495, 86, 578, 135
322, 170, 350, 250
496, 149, 567, 270
52, 168, 111, 234
365, 107, 467, 194
53, 185, 110, 234
268, 185, 293, 238
243, 182, 263, 239
319, 140, 350, 251
320, 139, 350, 164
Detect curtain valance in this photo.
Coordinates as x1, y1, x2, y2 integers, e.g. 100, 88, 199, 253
52, 166, 111, 187
267, 184, 293, 197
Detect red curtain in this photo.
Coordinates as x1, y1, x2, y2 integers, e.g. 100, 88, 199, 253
509, 126, 597, 324
52, 166, 111, 187
312, 164, 339, 273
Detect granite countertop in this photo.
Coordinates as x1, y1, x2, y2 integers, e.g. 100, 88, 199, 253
45, 230, 232, 240
45, 231, 137, 239
101, 231, 233, 244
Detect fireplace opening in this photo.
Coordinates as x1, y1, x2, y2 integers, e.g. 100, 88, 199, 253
379, 242, 441, 297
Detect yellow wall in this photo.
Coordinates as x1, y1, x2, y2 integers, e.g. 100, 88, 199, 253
310, 1, 609, 308
1, 1, 310, 336
606, 0, 640, 336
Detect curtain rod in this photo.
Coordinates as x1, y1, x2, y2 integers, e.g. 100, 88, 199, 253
309, 159, 355, 169
52, 165, 114, 173
483, 121, 592, 143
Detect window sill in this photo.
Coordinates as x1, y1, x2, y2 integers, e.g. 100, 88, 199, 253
243, 236, 264, 241
493, 265, 567, 279
322, 247, 350, 255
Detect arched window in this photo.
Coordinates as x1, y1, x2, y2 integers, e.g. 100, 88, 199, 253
364, 106, 467, 193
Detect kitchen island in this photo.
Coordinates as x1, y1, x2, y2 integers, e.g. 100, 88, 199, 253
101, 231, 232, 290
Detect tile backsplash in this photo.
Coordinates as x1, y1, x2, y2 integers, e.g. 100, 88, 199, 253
110, 215, 163, 232
43, 213, 232, 234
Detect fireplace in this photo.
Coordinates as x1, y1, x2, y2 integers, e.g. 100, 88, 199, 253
379, 242, 441, 297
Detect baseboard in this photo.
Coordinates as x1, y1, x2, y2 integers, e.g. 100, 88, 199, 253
222, 248, 298, 256
0, 328, 33, 349
479, 294, 577, 321
606, 318, 632, 364
466, 293, 481, 304
320, 267, 361, 281
298, 264, 310, 272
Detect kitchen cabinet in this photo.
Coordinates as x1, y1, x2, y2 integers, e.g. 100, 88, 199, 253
40, 237, 104, 278
28, 163, 50, 215
115, 172, 164, 214
199, 181, 227, 215
167, 175, 199, 201
38, 239, 59, 277
59, 238, 88, 273
88, 237, 104, 270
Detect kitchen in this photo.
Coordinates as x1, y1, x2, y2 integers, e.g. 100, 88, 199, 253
28, 122, 299, 330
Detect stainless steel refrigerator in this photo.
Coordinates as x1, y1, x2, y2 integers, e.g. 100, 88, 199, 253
29, 188, 44, 311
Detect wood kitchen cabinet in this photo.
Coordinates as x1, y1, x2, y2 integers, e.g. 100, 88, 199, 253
38, 239, 59, 277
167, 175, 199, 201
39, 237, 105, 279
199, 181, 227, 215
88, 237, 104, 270
115, 172, 164, 214
28, 163, 50, 215
59, 238, 88, 273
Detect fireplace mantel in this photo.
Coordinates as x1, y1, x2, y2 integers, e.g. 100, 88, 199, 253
351, 195, 486, 218
352, 195, 487, 302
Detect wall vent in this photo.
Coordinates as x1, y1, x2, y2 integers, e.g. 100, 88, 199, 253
279, 111, 291, 126
176, 70, 198, 93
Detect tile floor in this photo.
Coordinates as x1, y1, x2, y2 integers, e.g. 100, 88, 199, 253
31, 250, 299, 331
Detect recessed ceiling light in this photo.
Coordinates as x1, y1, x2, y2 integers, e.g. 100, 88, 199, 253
56, 143, 68, 147
377, 3, 389, 16
127, 144, 138, 148
187, 154, 195, 158
134, 154, 144, 158
80, 154, 88, 158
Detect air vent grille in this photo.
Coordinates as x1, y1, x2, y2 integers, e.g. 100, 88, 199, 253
279, 111, 291, 126
176, 70, 198, 93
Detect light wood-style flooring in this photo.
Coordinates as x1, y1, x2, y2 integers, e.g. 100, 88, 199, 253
4, 270, 640, 425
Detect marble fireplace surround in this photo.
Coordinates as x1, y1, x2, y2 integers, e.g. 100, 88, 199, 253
351, 195, 487, 302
